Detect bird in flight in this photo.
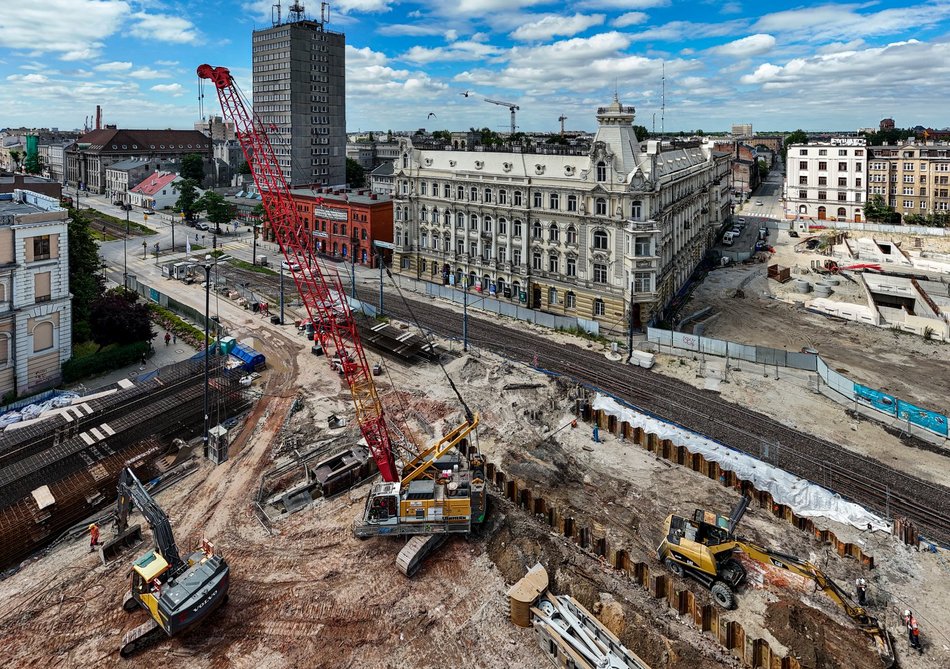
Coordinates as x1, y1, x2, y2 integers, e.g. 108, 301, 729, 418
460, 91, 470, 98
427, 112, 437, 119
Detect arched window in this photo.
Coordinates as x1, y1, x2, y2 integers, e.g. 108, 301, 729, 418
499, 189, 508, 205
567, 194, 577, 212
456, 185, 464, 200
532, 251, 542, 270
420, 207, 428, 223
470, 214, 479, 231
549, 223, 559, 242
32, 321, 53, 352
498, 218, 507, 235
484, 215, 493, 232
566, 225, 577, 244
444, 210, 451, 225
595, 198, 607, 216
444, 184, 451, 198
532, 221, 542, 239
484, 188, 492, 203
470, 186, 478, 201
593, 230, 608, 250
457, 212, 465, 228
402, 154, 409, 169
596, 161, 607, 182
566, 291, 576, 309
513, 191, 523, 206
837, 207, 847, 217
593, 298, 605, 316
548, 253, 559, 273
799, 205, 807, 214
566, 257, 576, 277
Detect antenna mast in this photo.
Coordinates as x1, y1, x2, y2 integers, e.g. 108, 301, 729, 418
288, 1, 305, 22
321, 1, 330, 23
661, 61, 665, 135
272, 1, 281, 26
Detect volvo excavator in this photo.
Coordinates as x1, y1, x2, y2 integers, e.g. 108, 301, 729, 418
114, 468, 229, 657
657, 496, 895, 668
197, 62, 486, 576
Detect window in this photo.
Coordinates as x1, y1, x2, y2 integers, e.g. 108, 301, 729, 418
903, 162, 915, 171
595, 198, 607, 216
799, 161, 807, 170
401, 255, 410, 269
818, 176, 827, 186
903, 187, 914, 196
838, 162, 847, 171
634, 237, 651, 256
818, 191, 827, 200
548, 254, 559, 273
456, 240, 464, 254
855, 162, 862, 171
549, 193, 559, 210
818, 149, 827, 156
566, 291, 576, 309
420, 231, 428, 249
902, 200, 913, 209
566, 257, 576, 277
32, 321, 53, 352
633, 272, 651, 292
532, 221, 542, 239
532, 251, 542, 270
548, 287, 557, 305
593, 230, 608, 250
596, 161, 607, 182
855, 150, 864, 156
567, 194, 577, 212
0, 335, 7, 364
838, 177, 847, 187
838, 149, 848, 156
420, 182, 427, 195
513, 220, 522, 237
32, 236, 51, 260
456, 185, 464, 200
799, 176, 808, 185
499, 189, 507, 205
593, 263, 607, 283
456, 212, 465, 228
593, 298, 605, 316
470, 186, 478, 201
837, 207, 847, 217
484, 215, 493, 232
34, 272, 51, 303
798, 190, 807, 199
566, 225, 577, 244
444, 184, 451, 198
514, 191, 523, 206
549, 224, 559, 242
470, 215, 478, 231
837, 192, 847, 201
513, 248, 522, 265
631, 200, 641, 219
533, 192, 542, 208
800, 149, 808, 155
903, 174, 915, 183
497, 247, 506, 263
484, 188, 492, 203
818, 161, 827, 171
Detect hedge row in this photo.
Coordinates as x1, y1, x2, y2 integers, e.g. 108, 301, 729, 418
62, 341, 150, 383
147, 303, 205, 348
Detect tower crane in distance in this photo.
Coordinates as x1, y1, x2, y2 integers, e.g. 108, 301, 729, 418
484, 98, 520, 136
558, 115, 568, 136
197, 63, 486, 576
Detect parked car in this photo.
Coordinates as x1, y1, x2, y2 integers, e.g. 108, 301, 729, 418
281, 260, 300, 272
195, 222, 209, 231
737, 217, 746, 224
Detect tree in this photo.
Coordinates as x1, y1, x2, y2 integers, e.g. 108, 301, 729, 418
782, 129, 808, 162
173, 179, 201, 221
8, 149, 22, 171
67, 209, 105, 342
23, 153, 44, 175
864, 194, 901, 224
180, 153, 204, 183
197, 190, 235, 227
633, 125, 650, 140
238, 160, 252, 175
346, 158, 366, 188
431, 130, 452, 144
757, 159, 769, 180
90, 289, 154, 350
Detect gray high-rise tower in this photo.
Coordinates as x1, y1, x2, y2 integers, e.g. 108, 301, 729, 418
252, 5, 346, 187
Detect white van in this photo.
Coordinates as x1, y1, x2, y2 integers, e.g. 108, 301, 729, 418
722, 231, 736, 246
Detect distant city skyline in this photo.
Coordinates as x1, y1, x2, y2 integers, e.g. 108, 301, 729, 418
2, 0, 950, 134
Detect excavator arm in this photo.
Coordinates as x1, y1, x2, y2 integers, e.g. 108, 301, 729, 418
116, 468, 183, 570
735, 541, 895, 668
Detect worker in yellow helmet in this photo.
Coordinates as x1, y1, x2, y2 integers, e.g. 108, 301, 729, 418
89, 523, 100, 552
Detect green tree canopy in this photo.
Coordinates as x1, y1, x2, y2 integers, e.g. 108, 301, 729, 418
346, 158, 366, 188
864, 194, 902, 224
238, 160, 252, 175
180, 153, 204, 182
8, 149, 22, 171
782, 129, 808, 162
23, 153, 44, 174
633, 125, 650, 140
90, 289, 154, 350
173, 179, 201, 221
67, 208, 105, 342
198, 191, 235, 227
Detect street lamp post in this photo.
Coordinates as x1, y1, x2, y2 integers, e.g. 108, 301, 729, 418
123, 200, 130, 290
462, 278, 469, 352
377, 251, 384, 317
203, 255, 213, 458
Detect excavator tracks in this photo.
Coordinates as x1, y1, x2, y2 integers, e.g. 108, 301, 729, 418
119, 618, 165, 658
396, 534, 448, 577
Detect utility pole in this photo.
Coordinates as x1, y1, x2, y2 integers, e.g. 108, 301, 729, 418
202, 255, 213, 458
377, 251, 384, 317
279, 261, 285, 325
462, 278, 469, 352
626, 292, 635, 362
123, 203, 129, 290
252, 224, 258, 265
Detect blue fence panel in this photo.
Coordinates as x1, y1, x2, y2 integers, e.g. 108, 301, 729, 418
896, 399, 949, 437
854, 384, 897, 416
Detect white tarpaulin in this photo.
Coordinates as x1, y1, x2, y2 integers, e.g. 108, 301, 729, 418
592, 394, 890, 533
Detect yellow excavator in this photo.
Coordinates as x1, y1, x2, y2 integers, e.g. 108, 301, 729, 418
657, 497, 894, 668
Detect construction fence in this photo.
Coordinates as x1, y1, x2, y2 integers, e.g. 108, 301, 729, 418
647, 327, 948, 439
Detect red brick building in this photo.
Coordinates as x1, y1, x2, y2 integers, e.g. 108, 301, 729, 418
289, 188, 393, 267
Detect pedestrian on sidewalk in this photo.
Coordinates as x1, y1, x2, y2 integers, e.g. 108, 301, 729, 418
89, 523, 100, 552
164, 332, 171, 346
172, 333, 177, 345
140, 352, 147, 368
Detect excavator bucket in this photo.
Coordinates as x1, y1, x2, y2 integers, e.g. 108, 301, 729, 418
98, 523, 143, 565
863, 621, 896, 669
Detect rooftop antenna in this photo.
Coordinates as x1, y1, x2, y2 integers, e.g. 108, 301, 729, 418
661, 61, 665, 135
321, 1, 330, 23
288, 1, 305, 22
272, 0, 281, 26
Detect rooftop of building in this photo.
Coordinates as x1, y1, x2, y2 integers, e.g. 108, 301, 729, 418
0, 175, 59, 186
0, 191, 65, 219
105, 158, 155, 171
73, 128, 211, 153
290, 187, 391, 205
130, 171, 179, 196
369, 162, 394, 177
253, 18, 344, 37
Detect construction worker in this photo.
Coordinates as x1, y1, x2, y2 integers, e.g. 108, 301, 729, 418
903, 610, 922, 652
592, 425, 601, 443
855, 577, 868, 606
89, 523, 100, 552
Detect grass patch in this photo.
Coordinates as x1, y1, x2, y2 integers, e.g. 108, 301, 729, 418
90, 230, 118, 241
79, 208, 158, 235
72, 340, 99, 358
555, 325, 612, 345
228, 258, 278, 275
148, 303, 205, 347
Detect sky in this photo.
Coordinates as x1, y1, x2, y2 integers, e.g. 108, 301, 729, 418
2, 0, 950, 134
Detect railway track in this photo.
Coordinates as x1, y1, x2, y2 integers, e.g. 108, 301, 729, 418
226, 263, 950, 543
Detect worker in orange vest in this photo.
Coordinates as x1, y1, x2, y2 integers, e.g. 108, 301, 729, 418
903, 610, 922, 652
89, 523, 100, 552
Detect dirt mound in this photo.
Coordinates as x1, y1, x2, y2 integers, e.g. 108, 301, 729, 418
764, 599, 880, 669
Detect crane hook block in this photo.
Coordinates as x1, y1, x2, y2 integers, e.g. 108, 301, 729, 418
196, 64, 233, 89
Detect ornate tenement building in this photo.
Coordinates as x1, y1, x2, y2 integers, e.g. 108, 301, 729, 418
867, 141, 950, 220
391, 99, 730, 334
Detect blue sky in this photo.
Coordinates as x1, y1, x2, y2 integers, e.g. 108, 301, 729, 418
2, 0, 950, 134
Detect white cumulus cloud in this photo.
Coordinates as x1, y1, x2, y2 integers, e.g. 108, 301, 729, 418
151, 83, 185, 96
613, 12, 648, 28
94, 61, 133, 72
510, 13, 606, 41
129, 12, 200, 44
709, 34, 775, 58
0, 0, 128, 59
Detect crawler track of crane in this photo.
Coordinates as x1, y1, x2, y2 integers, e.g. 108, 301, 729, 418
344, 282, 950, 544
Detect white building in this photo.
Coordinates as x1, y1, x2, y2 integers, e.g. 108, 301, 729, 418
392, 99, 731, 333
785, 138, 867, 222
0, 190, 72, 396
128, 172, 198, 211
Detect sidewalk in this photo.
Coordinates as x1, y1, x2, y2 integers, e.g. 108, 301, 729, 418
65, 335, 199, 394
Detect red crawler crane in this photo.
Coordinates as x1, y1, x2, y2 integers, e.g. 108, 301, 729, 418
196, 64, 398, 482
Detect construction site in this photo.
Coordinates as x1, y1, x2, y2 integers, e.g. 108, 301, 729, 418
2, 70, 950, 669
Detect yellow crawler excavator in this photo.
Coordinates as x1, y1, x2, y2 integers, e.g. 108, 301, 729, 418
657, 497, 895, 668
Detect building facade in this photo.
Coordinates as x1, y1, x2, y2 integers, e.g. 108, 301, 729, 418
252, 18, 346, 187
65, 128, 211, 195
867, 142, 950, 220
391, 99, 730, 334
288, 188, 393, 267
0, 190, 72, 397
104, 159, 155, 203
785, 139, 867, 222
128, 172, 195, 211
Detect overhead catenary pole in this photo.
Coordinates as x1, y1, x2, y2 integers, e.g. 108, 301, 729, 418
203, 255, 213, 458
